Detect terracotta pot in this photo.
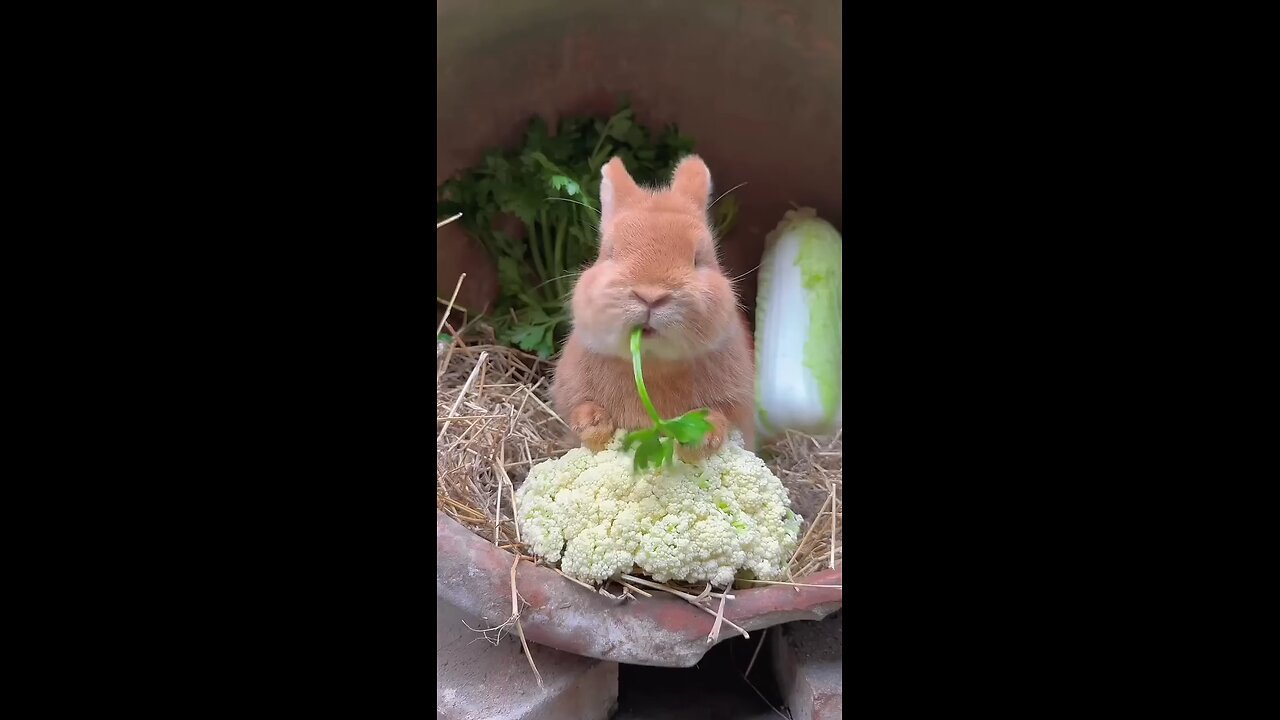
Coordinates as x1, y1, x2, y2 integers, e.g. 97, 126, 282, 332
437, 510, 842, 667
436, 0, 842, 320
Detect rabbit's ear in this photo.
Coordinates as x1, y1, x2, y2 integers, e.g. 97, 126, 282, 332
600, 156, 642, 227
670, 155, 711, 207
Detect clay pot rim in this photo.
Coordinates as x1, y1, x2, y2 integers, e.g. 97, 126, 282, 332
437, 510, 842, 667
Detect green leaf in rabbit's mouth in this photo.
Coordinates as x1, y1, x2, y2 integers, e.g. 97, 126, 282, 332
623, 327, 712, 472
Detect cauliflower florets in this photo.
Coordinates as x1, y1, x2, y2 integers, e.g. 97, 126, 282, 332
515, 430, 803, 587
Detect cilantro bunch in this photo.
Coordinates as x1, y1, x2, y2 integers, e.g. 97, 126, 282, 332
436, 102, 739, 358
623, 328, 713, 472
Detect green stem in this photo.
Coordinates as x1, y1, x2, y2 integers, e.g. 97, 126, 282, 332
528, 220, 548, 291
591, 116, 615, 160
630, 328, 662, 425
538, 210, 557, 302
553, 219, 568, 298
584, 214, 598, 256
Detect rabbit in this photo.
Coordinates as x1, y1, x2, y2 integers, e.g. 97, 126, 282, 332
550, 154, 755, 461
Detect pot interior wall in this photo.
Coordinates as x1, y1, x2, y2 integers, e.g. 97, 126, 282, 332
437, 0, 842, 322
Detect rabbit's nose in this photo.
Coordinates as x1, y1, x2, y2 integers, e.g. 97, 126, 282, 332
632, 286, 671, 308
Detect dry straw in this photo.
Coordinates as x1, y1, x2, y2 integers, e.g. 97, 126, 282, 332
435, 272, 842, 654
436, 325, 843, 582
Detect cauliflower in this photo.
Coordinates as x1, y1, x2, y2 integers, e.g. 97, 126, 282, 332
515, 430, 803, 587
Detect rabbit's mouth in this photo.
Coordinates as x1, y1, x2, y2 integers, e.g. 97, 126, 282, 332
640, 325, 658, 338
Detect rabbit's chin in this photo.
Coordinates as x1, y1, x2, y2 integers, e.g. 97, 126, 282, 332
579, 324, 711, 362
636, 333, 700, 361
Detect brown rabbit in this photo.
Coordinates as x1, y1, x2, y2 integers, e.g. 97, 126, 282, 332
550, 155, 755, 460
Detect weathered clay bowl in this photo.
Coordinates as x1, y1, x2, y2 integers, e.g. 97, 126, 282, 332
437, 511, 842, 667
